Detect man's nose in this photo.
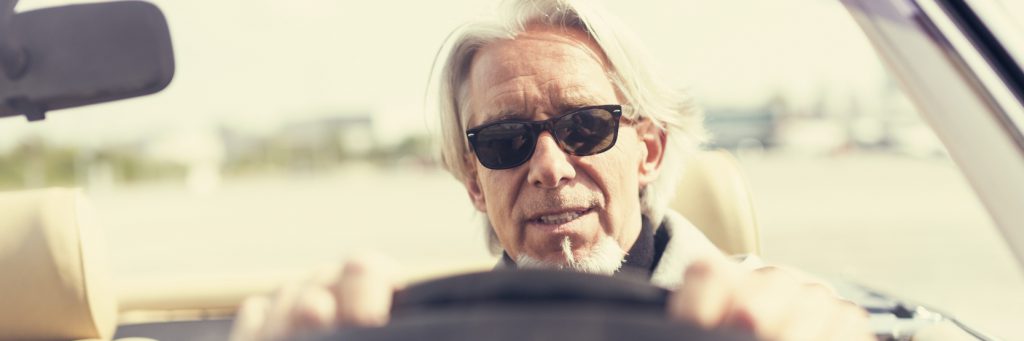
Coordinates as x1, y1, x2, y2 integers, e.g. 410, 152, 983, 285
527, 131, 576, 188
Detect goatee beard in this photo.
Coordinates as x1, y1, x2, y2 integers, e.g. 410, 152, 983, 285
515, 235, 627, 275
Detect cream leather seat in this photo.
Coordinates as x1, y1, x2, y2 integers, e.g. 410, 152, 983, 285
670, 150, 761, 256
0, 188, 117, 341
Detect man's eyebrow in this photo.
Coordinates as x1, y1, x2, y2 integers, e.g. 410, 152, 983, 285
557, 90, 604, 111
473, 92, 605, 126
556, 101, 593, 112
477, 110, 529, 126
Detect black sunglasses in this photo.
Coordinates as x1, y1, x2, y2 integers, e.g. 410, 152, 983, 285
466, 105, 623, 170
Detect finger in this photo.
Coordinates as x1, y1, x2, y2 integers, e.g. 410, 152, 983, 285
260, 282, 305, 340
821, 300, 874, 341
668, 256, 743, 328
720, 267, 803, 338
335, 255, 400, 328
286, 285, 338, 332
274, 264, 349, 331
754, 265, 838, 296
263, 264, 361, 336
230, 295, 272, 341
775, 283, 840, 341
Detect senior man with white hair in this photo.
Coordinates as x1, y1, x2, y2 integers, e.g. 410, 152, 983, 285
437, 0, 718, 286
231, 0, 874, 340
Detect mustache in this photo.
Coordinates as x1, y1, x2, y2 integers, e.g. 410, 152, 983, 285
517, 190, 602, 217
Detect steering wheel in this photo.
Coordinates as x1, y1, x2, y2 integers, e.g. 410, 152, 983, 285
303, 270, 757, 341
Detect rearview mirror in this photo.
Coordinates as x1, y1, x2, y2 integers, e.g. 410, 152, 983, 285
0, 0, 174, 121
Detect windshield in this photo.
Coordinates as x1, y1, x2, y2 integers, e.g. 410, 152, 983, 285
2, 0, 1022, 339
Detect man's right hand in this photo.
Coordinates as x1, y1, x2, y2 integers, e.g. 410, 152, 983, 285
229, 255, 401, 341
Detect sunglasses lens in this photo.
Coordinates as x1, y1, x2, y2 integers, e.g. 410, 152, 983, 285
467, 106, 621, 170
472, 122, 535, 169
552, 108, 618, 156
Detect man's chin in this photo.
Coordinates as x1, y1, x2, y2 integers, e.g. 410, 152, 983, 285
516, 236, 627, 275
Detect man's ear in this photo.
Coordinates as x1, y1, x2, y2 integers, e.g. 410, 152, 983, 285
637, 122, 667, 187
463, 161, 488, 213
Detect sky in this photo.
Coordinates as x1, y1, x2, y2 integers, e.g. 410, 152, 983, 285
1, 0, 893, 150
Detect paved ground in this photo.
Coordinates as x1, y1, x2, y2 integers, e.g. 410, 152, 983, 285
90, 152, 1023, 339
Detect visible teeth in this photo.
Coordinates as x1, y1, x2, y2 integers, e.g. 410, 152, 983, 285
539, 211, 583, 224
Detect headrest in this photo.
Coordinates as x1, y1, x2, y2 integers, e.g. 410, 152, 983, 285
671, 150, 761, 256
0, 188, 116, 340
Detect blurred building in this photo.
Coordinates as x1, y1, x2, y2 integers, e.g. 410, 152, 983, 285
704, 107, 779, 151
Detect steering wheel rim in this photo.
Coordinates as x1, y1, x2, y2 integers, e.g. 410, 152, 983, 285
303, 270, 757, 341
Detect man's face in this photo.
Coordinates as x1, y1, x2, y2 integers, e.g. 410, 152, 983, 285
461, 26, 665, 268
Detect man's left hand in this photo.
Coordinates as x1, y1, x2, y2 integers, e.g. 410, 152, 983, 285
668, 256, 873, 341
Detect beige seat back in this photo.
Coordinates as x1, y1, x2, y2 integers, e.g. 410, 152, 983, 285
0, 188, 116, 341
670, 150, 761, 256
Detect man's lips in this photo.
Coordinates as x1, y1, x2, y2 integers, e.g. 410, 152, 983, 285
525, 207, 594, 228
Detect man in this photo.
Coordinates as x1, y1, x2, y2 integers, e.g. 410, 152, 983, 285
231, 0, 873, 340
